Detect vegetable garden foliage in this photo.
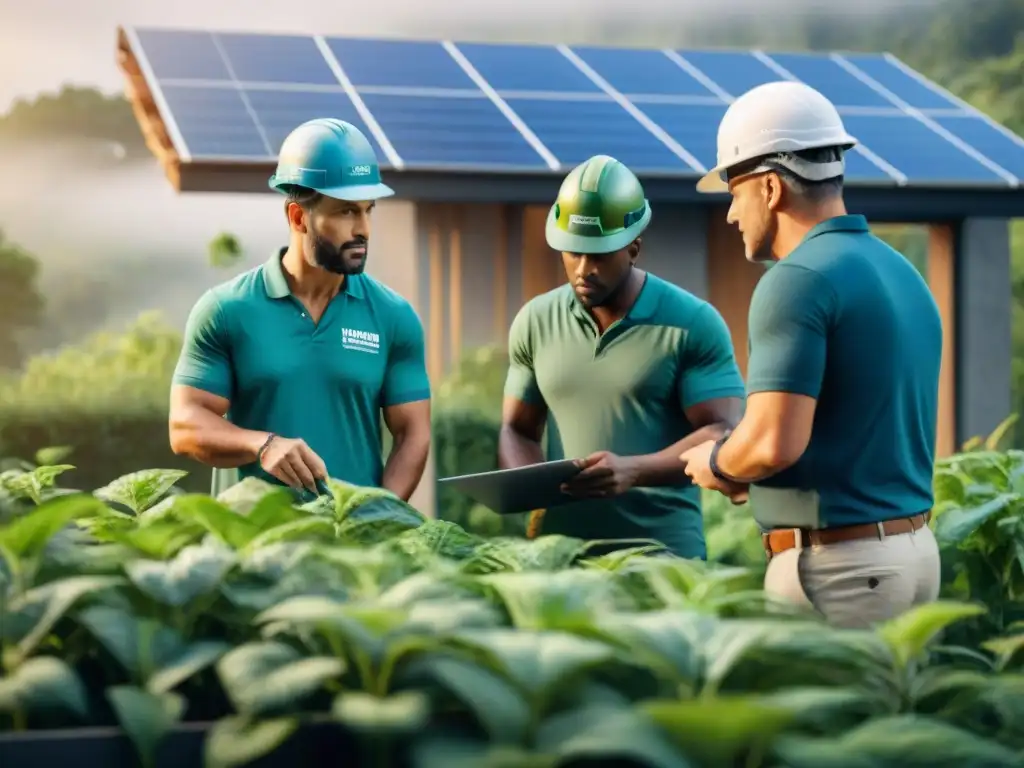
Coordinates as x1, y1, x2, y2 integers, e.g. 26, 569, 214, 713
1, 455, 1024, 768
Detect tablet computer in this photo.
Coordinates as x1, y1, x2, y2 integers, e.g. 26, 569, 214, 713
437, 459, 583, 515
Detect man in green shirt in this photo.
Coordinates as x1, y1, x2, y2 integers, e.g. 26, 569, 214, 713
499, 155, 745, 559
170, 118, 431, 501
681, 82, 943, 627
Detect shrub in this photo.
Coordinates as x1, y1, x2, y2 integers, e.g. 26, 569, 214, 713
0, 460, 1023, 767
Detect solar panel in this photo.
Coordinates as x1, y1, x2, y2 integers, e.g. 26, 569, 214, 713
136, 29, 229, 81
456, 42, 601, 93
128, 27, 1024, 189
358, 92, 547, 169
839, 54, 960, 111
763, 52, 894, 109
930, 115, 1024, 180
569, 46, 722, 99
673, 50, 781, 100
218, 33, 337, 86
505, 97, 689, 171
325, 38, 474, 90
842, 114, 1006, 184
244, 89, 382, 159
159, 84, 268, 158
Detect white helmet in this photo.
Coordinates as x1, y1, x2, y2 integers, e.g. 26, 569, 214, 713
697, 80, 858, 193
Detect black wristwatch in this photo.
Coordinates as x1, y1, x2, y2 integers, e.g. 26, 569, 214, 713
708, 431, 739, 483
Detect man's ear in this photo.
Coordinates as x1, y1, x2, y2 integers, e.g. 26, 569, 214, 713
629, 237, 643, 263
286, 202, 308, 234
764, 173, 785, 212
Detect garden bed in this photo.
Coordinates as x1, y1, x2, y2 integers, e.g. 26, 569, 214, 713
1, 456, 1023, 768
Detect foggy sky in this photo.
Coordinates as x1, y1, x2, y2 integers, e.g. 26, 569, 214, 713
0, 0, 941, 111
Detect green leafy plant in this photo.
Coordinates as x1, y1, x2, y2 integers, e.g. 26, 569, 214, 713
0, 459, 1021, 768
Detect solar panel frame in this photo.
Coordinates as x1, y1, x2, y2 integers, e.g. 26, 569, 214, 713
124, 26, 1024, 190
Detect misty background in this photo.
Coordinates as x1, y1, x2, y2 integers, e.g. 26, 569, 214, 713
0, 0, 1018, 358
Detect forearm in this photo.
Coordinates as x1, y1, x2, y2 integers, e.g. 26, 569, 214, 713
381, 430, 430, 501
498, 425, 545, 469
715, 420, 785, 483
634, 422, 732, 487
170, 407, 269, 468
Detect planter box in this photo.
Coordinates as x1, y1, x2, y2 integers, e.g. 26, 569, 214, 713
0, 719, 388, 768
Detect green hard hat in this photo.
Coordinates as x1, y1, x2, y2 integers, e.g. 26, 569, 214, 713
545, 155, 652, 254
268, 118, 395, 201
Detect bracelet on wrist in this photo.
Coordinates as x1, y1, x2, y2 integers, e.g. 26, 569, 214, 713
709, 431, 741, 484
257, 433, 277, 463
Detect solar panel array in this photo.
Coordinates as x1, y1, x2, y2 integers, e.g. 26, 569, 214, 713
126, 27, 1024, 188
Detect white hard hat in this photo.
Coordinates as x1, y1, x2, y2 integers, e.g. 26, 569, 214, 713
697, 80, 858, 193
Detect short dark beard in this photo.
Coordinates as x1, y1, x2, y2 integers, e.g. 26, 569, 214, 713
310, 224, 368, 276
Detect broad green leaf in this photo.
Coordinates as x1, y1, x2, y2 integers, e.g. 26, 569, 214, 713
933, 494, 1018, 546
451, 629, 615, 702
642, 695, 797, 766
0, 494, 110, 557
125, 537, 237, 606
332, 690, 430, 735
932, 469, 967, 508
412, 739, 554, 768
106, 521, 203, 559
34, 446, 74, 466
536, 703, 691, 768
592, 609, 718, 691
701, 618, 895, 697
982, 632, 1024, 671
107, 685, 185, 768
476, 569, 636, 629
388, 519, 484, 562
877, 601, 987, 668
216, 477, 285, 516
216, 640, 345, 716
76, 605, 186, 682
772, 713, 1022, 767
3, 575, 125, 662
94, 469, 188, 514
0, 656, 88, 720
171, 495, 262, 549
1, 465, 76, 505
238, 541, 315, 580
403, 598, 503, 634
147, 641, 232, 695
375, 571, 475, 610
243, 488, 305, 527
242, 517, 336, 551
460, 535, 587, 573
397, 653, 531, 744
204, 715, 298, 768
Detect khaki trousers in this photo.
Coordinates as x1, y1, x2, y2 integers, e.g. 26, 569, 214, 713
763, 523, 942, 629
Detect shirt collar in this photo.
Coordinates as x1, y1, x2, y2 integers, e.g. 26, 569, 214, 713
567, 271, 660, 325
800, 214, 870, 246
263, 247, 365, 300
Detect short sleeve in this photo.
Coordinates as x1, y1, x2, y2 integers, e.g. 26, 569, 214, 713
382, 302, 431, 407
745, 264, 834, 398
172, 290, 234, 399
678, 303, 747, 410
503, 305, 543, 404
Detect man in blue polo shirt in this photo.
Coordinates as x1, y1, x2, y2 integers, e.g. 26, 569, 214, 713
681, 82, 943, 628
170, 118, 431, 501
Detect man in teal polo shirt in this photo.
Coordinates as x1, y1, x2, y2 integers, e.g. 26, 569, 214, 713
170, 118, 431, 501
499, 154, 746, 559
680, 82, 943, 627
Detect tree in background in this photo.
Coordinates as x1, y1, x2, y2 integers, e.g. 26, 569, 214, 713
208, 232, 245, 269
0, 230, 45, 370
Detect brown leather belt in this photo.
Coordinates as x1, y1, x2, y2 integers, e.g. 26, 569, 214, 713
762, 512, 931, 561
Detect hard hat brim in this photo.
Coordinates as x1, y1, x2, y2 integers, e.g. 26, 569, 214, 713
544, 204, 652, 254
317, 182, 396, 201
268, 176, 396, 201
696, 168, 729, 194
